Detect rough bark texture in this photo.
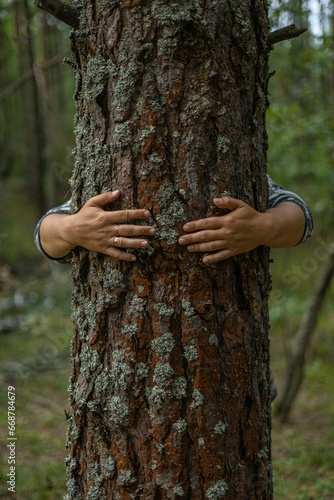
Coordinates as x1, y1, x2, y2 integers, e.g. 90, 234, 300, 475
66, 1, 272, 499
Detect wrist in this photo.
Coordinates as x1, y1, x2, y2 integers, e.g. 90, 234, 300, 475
60, 214, 77, 250
257, 210, 278, 248
261, 208, 279, 247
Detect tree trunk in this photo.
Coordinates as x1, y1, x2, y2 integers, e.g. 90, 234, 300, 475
330, 1, 334, 110
34, 12, 73, 204
14, 0, 47, 215
66, 1, 272, 498
0, 15, 14, 178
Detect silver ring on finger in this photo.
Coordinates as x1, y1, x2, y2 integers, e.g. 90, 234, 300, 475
115, 225, 120, 236
114, 237, 119, 248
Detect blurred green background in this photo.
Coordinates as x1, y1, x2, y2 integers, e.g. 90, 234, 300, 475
0, 0, 333, 498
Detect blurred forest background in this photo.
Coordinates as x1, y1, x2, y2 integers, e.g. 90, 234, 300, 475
0, 0, 333, 498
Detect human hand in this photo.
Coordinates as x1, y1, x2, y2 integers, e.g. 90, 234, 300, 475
178, 197, 269, 264
63, 190, 156, 261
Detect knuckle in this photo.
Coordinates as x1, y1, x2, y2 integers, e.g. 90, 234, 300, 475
96, 212, 107, 225
121, 210, 129, 222
112, 249, 123, 261
209, 242, 216, 251
223, 219, 232, 232
107, 248, 117, 258
225, 216, 235, 228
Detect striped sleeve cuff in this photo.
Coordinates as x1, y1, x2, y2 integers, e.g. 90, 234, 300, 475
34, 200, 72, 264
268, 175, 314, 244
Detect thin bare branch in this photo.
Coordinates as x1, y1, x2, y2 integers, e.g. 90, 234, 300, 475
267, 24, 307, 47
0, 51, 69, 101
34, 0, 79, 30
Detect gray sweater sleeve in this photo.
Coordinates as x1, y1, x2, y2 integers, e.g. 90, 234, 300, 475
34, 199, 72, 264
268, 175, 314, 244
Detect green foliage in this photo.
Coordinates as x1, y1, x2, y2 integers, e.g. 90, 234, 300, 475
267, 6, 334, 496
267, 1, 334, 233
0, 3, 75, 208
267, 102, 334, 228
0, 179, 40, 267
270, 240, 334, 498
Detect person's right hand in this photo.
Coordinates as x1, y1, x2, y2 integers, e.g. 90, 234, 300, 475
62, 190, 156, 261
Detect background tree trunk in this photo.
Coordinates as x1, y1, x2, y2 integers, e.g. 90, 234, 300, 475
0, 15, 14, 178
14, 0, 47, 215
34, 11, 73, 204
275, 244, 334, 422
66, 1, 272, 499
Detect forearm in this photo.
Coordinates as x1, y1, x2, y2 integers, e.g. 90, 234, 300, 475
37, 191, 156, 262
40, 214, 75, 259
261, 202, 306, 248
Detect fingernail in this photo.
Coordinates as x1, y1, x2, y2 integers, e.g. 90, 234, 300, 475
179, 238, 186, 244
149, 228, 156, 235
183, 224, 190, 231
188, 245, 194, 251
131, 256, 136, 261
112, 189, 120, 195
203, 257, 208, 263
141, 241, 148, 247
144, 211, 150, 216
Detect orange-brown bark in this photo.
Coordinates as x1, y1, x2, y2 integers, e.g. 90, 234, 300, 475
65, 1, 272, 499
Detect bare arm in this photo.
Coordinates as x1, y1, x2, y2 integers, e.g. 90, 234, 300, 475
178, 197, 307, 264
262, 201, 305, 248
39, 190, 156, 262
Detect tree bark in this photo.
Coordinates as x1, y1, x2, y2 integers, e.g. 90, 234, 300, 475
266, 24, 307, 46
66, 1, 272, 498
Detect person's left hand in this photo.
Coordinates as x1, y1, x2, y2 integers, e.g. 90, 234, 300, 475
178, 197, 268, 264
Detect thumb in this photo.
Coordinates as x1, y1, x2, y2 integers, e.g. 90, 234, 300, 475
213, 196, 243, 211
87, 189, 121, 208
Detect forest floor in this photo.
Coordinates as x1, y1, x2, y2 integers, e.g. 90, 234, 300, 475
0, 238, 333, 499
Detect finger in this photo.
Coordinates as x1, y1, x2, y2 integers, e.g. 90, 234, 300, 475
113, 236, 149, 249
179, 229, 222, 246
110, 209, 152, 223
213, 197, 243, 211
107, 247, 137, 262
87, 190, 121, 207
116, 225, 156, 237
182, 217, 223, 233
203, 249, 234, 264
186, 240, 225, 253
